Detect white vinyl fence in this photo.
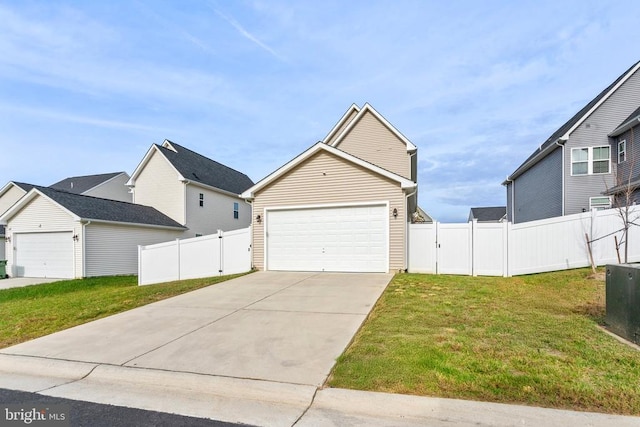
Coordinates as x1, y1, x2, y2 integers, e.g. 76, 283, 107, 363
138, 227, 251, 285
409, 207, 640, 276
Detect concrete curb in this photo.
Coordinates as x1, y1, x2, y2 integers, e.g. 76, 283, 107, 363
0, 354, 97, 392
297, 388, 640, 427
43, 364, 317, 427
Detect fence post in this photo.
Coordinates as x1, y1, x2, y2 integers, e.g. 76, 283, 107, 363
218, 229, 223, 275
471, 219, 478, 276
176, 238, 181, 281
506, 221, 513, 277
138, 245, 143, 285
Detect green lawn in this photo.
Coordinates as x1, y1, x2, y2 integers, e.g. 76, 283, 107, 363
328, 269, 640, 415
0, 273, 248, 349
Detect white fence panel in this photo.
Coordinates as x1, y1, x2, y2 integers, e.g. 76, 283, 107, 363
221, 227, 252, 275
473, 222, 506, 276
408, 206, 640, 277
437, 223, 472, 275
408, 224, 436, 273
138, 241, 179, 285
178, 234, 221, 280
139, 227, 251, 285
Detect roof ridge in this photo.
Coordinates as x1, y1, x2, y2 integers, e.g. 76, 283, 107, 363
160, 142, 252, 179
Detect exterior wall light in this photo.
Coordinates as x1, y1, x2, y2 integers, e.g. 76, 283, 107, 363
392, 208, 398, 218
256, 214, 262, 224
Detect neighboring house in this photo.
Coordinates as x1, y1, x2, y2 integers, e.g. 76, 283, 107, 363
127, 140, 254, 237
241, 103, 418, 273
468, 206, 507, 223
50, 172, 132, 202
0, 186, 185, 279
0, 182, 36, 261
504, 61, 640, 223
604, 106, 640, 204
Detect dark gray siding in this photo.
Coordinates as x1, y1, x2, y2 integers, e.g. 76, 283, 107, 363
512, 147, 563, 223
506, 183, 513, 222
564, 71, 640, 215
615, 124, 640, 184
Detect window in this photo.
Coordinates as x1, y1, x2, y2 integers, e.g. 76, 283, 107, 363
199, 193, 204, 207
590, 196, 612, 211
233, 202, 239, 219
571, 146, 610, 175
618, 139, 627, 163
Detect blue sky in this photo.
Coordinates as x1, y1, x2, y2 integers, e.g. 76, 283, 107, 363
1, 1, 639, 222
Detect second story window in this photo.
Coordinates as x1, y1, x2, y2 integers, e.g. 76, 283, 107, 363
233, 202, 239, 219
618, 139, 627, 163
199, 193, 204, 207
571, 146, 610, 176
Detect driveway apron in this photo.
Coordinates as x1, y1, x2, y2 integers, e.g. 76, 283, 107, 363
1, 271, 391, 386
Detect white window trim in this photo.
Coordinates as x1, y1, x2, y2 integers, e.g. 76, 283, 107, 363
618, 139, 627, 164
571, 146, 611, 176
233, 202, 239, 219
589, 196, 612, 210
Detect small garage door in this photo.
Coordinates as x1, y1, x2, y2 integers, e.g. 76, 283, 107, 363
14, 232, 74, 278
266, 204, 388, 272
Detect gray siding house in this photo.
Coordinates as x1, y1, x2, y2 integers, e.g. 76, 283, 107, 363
504, 61, 640, 223
605, 106, 640, 204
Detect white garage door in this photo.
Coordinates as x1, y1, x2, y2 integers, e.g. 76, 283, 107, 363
266, 204, 388, 272
15, 232, 74, 278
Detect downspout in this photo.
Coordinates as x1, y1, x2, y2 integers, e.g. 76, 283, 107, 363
244, 198, 254, 270
404, 187, 417, 273
555, 140, 565, 216
504, 177, 514, 223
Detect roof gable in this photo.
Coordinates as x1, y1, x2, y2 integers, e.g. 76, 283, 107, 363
49, 172, 127, 194
0, 186, 185, 229
241, 142, 416, 199
469, 206, 506, 222
322, 103, 360, 145
325, 103, 417, 152
0, 181, 35, 198
127, 140, 254, 195
610, 105, 640, 137
508, 60, 640, 180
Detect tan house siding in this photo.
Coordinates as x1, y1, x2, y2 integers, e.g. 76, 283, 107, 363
325, 108, 359, 145
335, 110, 411, 179
251, 151, 406, 272
5, 196, 83, 278
132, 150, 185, 224
0, 186, 26, 216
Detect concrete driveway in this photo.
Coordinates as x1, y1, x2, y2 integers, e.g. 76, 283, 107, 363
0, 271, 392, 425
0, 277, 63, 290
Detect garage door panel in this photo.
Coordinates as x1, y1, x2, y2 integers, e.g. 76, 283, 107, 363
266, 204, 387, 273
15, 232, 74, 278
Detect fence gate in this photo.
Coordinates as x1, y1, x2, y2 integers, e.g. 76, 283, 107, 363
435, 223, 472, 275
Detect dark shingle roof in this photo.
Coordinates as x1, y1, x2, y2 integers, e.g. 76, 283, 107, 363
509, 60, 640, 179
469, 206, 506, 222
13, 182, 36, 192
35, 186, 185, 229
50, 172, 124, 194
158, 141, 254, 194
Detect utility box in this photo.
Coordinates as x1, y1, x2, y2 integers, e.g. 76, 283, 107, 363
0, 260, 6, 279
605, 264, 640, 345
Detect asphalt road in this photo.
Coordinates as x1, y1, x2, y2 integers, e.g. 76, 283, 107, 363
0, 388, 254, 427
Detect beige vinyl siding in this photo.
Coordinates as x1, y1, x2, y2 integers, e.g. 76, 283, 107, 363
564, 70, 640, 215
84, 173, 132, 202
185, 185, 250, 236
252, 151, 406, 272
325, 108, 359, 145
85, 223, 184, 277
0, 186, 27, 216
5, 196, 83, 278
133, 150, 185, 224
335, 110, 411, 179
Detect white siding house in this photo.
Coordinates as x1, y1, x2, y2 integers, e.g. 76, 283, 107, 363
127, 140, 254, 237
0, 187, 185, 278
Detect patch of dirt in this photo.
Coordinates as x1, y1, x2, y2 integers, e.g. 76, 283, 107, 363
587, 271, 606, 281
